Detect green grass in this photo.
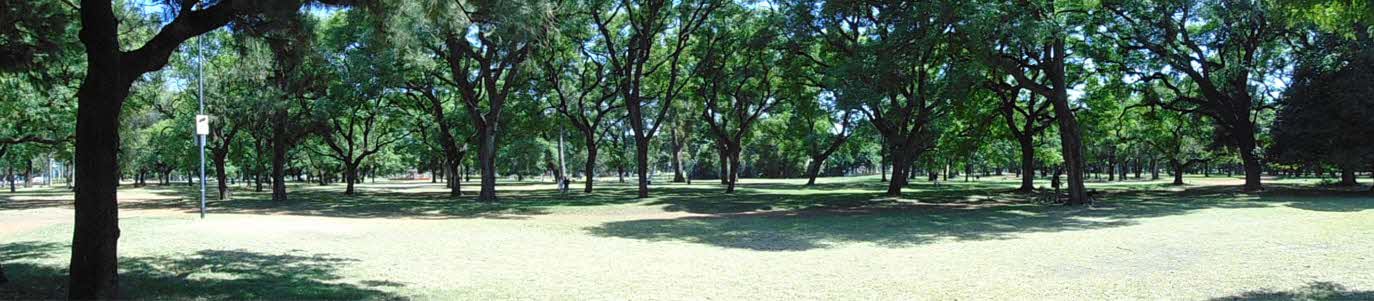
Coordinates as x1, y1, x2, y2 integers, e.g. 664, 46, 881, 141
2, 175, 1373, 300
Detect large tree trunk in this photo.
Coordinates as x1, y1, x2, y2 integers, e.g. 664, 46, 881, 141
1017, 136, 1035, 192
476, 126, 498, 201
1340, 167, 1358, 186
1171, 161, 1185, 185
1047, 39, 1090, 205
70, 12, 128, 295
1232, 127, 1264, 191
583, 136, 597, 193
671, 137, 686, 183
271, 111, 289, 202
885, 147, 912, 197
344, 162, 358, 195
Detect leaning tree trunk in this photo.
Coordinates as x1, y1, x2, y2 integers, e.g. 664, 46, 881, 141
1046, 38, 1090, 205
804, 156, 824, 186
476, 125, 498, 202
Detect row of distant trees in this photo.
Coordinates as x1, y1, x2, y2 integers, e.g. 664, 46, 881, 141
0, 0, 1371, 298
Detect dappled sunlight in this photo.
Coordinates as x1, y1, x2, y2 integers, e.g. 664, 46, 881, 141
3, 177, 1372, 299
0, 241, 404, 300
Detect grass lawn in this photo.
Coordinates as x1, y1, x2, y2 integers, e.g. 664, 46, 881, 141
2, 175, 1373, 300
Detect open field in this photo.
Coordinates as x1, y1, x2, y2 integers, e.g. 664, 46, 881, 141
2, 176, 1373, 300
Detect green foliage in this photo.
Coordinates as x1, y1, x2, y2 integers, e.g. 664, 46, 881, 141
1269, 30, 1374, 169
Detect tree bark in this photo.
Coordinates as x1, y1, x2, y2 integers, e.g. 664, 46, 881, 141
1341, 167, 1358, 186
804, 160, 822, 186
635, 137, 650, 198
671, 135, 686, 183
1017, 136, 1035, 192
477, 125, 498, 201
1150, 157, 1160, 180
69, 3, 128, 295
214, 154, 229, 200
23, 159, 32, 188
271, 111, 289, 202
1108, 150, 1117, 182
344, 162, 357, 195
725, 144, 741, 193
880, 147, 889, 182
1238, 143, 1263, 191
717, 143, 729, 185
1171, 160, 1185, 185
886, 149, 912, 196
583, 136, 597, 193
1046, 38, 1090, 205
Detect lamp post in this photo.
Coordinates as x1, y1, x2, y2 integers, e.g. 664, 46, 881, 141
195, 19, 208, 219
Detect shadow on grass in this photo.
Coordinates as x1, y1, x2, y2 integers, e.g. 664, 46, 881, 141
30, 182, 649, 219
1207, 282, 1374, 300
0, 241, 405, 300
588, 184, 1374, 251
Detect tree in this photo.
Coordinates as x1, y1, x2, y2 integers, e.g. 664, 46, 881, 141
789, 0, 972, 196
1270, 27, 1374, 186
190, 31, 271, 200
1140, 105, 1213, 185
394, 1, 553, 201
793, 94, 857, 186
317, 11, 405, 195
695, 5, 784, 193
1097, 0, 1288, 191
539, 5, 623, 192
260, 13, 330, 202
592, 0, 720, 198
67, 0, 344, 297
979, 0, 1093, 204
988, 76, 1053, 192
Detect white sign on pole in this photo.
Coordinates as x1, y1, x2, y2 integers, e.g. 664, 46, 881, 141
195, 115, 210, 136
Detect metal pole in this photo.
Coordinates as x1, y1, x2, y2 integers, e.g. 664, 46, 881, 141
197, 22, 207, 219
